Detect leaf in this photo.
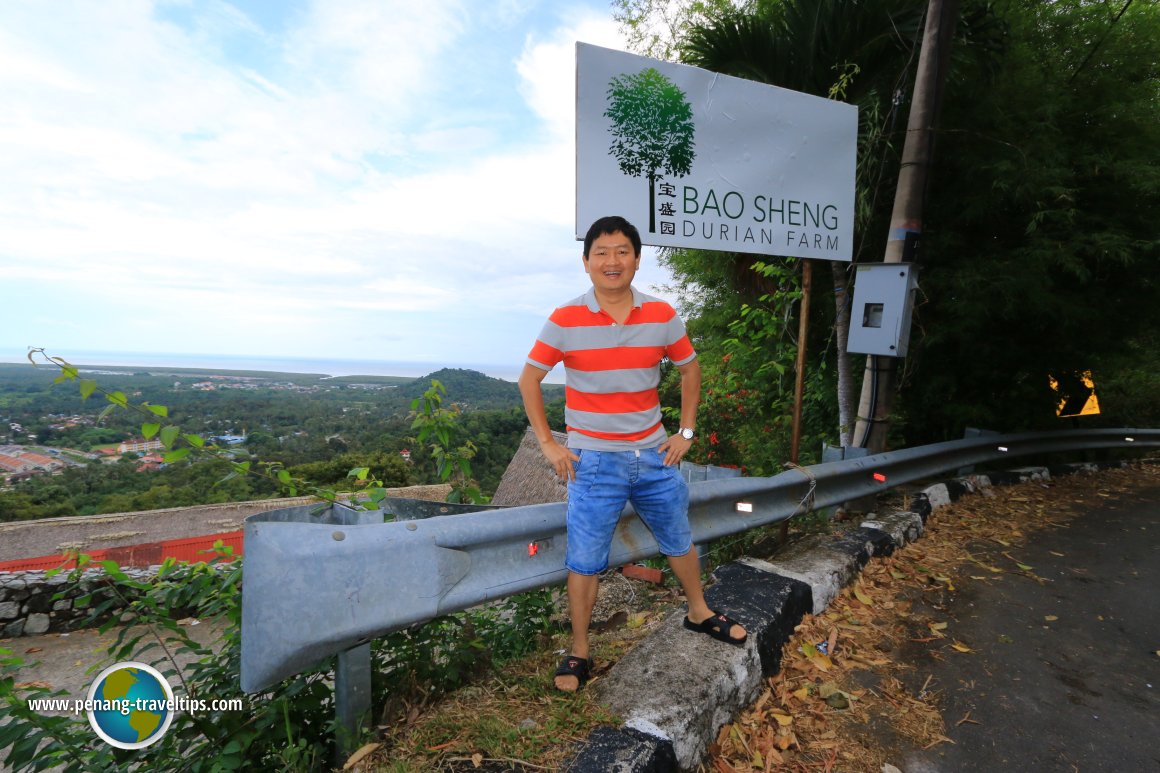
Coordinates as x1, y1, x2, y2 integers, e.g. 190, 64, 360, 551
801, 641, 833, 671
929, 621, 948, 631
1017, 563, 1033, 571
146, 404, 169, 417
160, 425, 180, 448
164, 448, 191, 464
819, 682, 851, 708
771, 712, 793, 726
142, 423, 160, 439
1044, 615, 1058, 622
343, 742, 381, 770
106, 391, 128, 408
185, 434, 205, 448
951, 641, 973, 653
277, 470, 292, 485
79, 379, 97, 399
854, 585, 874, 606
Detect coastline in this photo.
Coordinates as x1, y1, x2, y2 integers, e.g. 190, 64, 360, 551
3, 350, 530, 383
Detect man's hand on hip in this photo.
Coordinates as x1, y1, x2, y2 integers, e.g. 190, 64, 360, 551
540, 438, 580, 481
658, 434, 693, 467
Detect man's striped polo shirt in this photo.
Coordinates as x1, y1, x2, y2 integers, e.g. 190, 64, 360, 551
526, 286, 696, 451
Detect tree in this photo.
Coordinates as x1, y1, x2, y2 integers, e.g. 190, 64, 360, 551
637, 0, 1012, 456
902, 0, 1160, 439
604, 68, 696, 234
664, 0, 929, 449
660, 0, 1160, 449
613, 0, 744, 61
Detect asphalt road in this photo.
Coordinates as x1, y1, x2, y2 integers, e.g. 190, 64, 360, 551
897, 478, 1160, 772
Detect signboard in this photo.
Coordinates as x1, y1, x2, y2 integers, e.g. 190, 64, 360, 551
1049, 371, 1101, 417
576, 43, 857, 261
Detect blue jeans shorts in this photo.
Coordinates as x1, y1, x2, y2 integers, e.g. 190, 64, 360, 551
565, 447, 692, 575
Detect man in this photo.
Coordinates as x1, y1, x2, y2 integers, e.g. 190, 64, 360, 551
518, 215, 747, 693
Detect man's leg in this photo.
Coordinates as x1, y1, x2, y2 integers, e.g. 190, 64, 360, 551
557, 570, 599, 691
559, 449, 628, 690
666, 548, 745, 641
632, 448, 746, 642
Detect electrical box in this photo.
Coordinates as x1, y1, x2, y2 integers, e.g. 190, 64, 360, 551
846, 263, 919, 357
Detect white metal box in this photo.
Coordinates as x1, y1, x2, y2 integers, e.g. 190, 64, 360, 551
846, 263, 919, 357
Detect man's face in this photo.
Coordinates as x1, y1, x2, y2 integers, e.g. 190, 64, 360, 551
584, 230, 639, 293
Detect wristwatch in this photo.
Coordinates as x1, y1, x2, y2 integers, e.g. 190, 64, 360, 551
678, 427, 695, 441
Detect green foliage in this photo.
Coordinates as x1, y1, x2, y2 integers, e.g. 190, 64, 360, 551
903, 0, 1160, 440
0, 554, 559, 772
0, 548, 334, 772
635, 0, 1160, 450
409, 380, 486, 504
374, 588, 558, 714
2, 356, 534, 520
666, 257, 834, 473
613, 0, 749, 61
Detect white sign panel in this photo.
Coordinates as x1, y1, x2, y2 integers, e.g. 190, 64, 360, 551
576, 43, 857, 261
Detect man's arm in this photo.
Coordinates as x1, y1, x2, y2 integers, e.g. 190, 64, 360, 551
518, 363, 580, 481
657, 357, 701, 466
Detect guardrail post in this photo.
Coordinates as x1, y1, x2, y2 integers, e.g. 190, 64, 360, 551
694, 542, 709, 572
821, 443, 873, 515
335, 642, 372, 760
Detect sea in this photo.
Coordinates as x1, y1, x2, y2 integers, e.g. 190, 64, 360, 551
5, 350, 535, 383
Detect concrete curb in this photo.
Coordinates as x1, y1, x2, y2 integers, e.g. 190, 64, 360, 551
562, 460, 1129, 772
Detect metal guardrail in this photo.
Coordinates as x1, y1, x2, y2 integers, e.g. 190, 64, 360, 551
239, 428, 1158, 737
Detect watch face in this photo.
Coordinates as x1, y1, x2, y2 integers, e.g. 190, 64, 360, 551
680, 428, 694, 440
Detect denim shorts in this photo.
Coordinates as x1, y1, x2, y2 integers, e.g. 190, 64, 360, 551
564, 447, 692, 575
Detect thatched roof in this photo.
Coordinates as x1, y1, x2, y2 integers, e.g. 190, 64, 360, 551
491, 427, 569, 506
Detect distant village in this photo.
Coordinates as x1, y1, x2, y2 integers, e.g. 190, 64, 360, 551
1, 369, 402, 488
2, 410, 249, 486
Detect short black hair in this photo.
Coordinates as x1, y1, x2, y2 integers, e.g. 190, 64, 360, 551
583, 216, 642, 258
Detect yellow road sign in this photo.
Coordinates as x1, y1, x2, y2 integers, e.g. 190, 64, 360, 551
1048, 370, 1100, 418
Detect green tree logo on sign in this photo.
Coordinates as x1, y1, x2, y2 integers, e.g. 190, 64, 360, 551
604, 68, 696, 234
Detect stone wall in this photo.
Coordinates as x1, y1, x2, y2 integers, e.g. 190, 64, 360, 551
0, 484, 453, 562
0, 567, 159, 638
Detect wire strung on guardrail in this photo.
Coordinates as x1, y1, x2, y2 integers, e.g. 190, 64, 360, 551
783, 461, 818, 516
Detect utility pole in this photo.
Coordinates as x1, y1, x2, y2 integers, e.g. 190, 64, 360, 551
851, 0, 960, 451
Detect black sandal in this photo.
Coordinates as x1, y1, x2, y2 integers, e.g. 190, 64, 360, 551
684, 611, 748, 646
553, 655, 592, 691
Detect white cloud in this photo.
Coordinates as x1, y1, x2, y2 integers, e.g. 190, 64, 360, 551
0, 1, 682, 368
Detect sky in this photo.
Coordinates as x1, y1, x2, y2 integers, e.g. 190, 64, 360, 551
0, 0, 680, 378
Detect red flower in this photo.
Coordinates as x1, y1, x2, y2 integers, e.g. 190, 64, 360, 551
709, 432, 719, 445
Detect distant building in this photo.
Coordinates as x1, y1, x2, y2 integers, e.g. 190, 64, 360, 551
137, 453, 165, 472
400, 448, 412, 462
119, 438, 164, 454
0, 447, 65, 483
210, 434, 247, 445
